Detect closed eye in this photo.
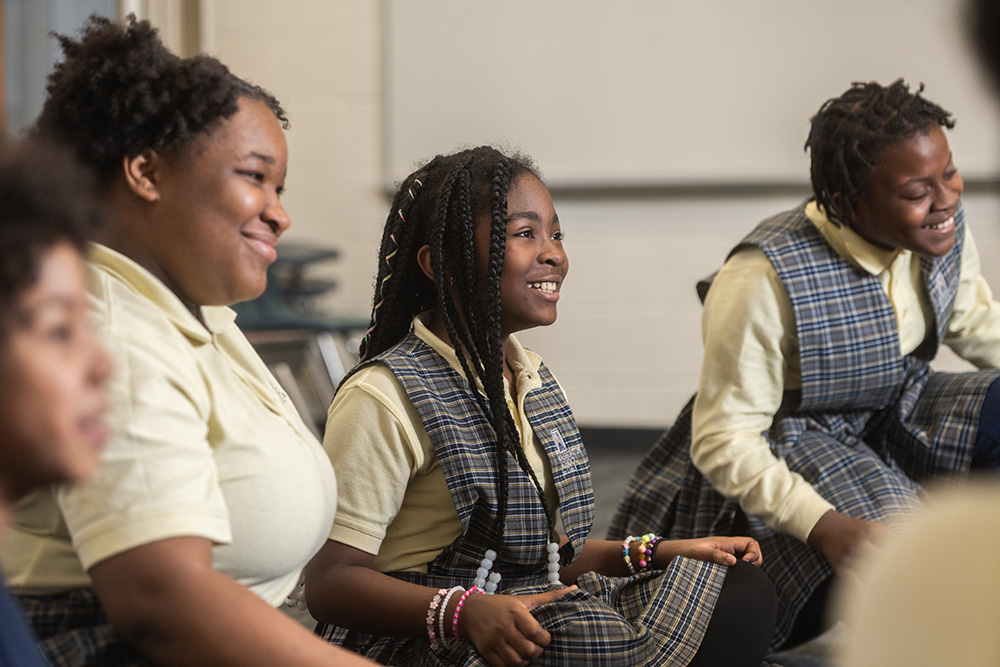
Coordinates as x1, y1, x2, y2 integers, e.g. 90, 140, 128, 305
47, 325, 73, 343
239, 170, 265, 183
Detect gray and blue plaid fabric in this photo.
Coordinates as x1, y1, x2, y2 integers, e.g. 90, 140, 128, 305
17, 589, 153, 666
740, 202, 963, 410
322, 562, 727, 667
382, 332, 593, 582
320, 335, 730, 665
612, 203, 999, 649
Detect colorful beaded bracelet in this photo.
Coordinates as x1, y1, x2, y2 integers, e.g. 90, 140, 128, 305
622, 535, 638, 574
637, 533, 662, 571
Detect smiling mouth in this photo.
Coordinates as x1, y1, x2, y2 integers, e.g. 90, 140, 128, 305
242, 232, 278, 262
529, 281, 559, 294
923, 216, 954, 231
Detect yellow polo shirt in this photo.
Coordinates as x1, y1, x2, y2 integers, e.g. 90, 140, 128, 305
323, 314, 558, 574
3, 244, 337, 607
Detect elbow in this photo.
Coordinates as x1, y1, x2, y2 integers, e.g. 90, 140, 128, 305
303, 557, 344, 625
98, 588, 178, 658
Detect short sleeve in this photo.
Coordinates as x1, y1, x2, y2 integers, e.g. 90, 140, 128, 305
59, 305, 231, 571
323, 365, 427, 555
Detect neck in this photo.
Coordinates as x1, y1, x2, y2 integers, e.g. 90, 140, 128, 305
99, 185, 204, 322
426, 311, 512, 365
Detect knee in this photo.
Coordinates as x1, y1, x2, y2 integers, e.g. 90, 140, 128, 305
724, 560, 777, 620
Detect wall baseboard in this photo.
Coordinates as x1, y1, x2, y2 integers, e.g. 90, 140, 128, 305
578, 426, 663, 455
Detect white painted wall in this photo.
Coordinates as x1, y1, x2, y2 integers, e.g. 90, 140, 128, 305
201, 0, 1000, 429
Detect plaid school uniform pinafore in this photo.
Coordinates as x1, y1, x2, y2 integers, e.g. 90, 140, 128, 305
319, 334, 730, 666
610, 201, 1000, 649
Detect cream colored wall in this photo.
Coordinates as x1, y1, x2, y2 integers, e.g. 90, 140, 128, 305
199, 0, 1000, 429
204, 0, 386, 322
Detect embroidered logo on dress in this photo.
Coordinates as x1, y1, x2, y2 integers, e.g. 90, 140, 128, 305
550, 428, 567, 453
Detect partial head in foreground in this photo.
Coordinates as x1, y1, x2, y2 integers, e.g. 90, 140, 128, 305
0, 140, 111, 502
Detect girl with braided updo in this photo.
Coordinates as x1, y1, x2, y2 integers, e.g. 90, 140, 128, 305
613, 79, 1000, 652
1, 15, 373, 667
304, 146, 777, 667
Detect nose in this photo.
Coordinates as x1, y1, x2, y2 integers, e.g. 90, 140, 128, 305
540, 236, 567, 267
933, 173, 963, 211
264, 191, 292, 235
88, 331, 113, 389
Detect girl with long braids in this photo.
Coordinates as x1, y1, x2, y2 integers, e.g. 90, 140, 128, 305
304, 146, 777, 667
612, 80, 1000, 653
0, 15, 373, 667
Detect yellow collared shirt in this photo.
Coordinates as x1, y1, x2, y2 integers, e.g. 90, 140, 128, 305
691, 202, 1000, 542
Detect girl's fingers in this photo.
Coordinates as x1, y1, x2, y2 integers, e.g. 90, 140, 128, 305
522, 584, 577, 610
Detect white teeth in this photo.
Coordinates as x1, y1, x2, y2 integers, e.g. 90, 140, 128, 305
530, 281, 557, 293
925, 216, 954, 231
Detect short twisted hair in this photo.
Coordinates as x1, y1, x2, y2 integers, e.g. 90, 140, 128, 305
805, 79, 953, 225
33, 14, 287, 190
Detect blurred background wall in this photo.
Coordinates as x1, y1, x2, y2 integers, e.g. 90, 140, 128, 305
5, 0, 1000, 432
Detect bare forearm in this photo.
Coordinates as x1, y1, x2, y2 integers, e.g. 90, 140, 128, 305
90, 537, 373, 667
559, 539, 631, 582
305, 562, 441, 637
107, 568, 370, 667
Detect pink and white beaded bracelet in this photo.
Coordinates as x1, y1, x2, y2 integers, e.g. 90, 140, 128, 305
452, 585, 484, 639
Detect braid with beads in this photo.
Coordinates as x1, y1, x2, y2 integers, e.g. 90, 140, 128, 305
805, 79, 954, 226
359, 146, 561, 557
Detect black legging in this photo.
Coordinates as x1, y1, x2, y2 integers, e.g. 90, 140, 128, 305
687, 560, 777, 667
973, 377, 1000, 468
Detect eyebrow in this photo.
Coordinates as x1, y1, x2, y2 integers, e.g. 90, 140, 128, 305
898, 154, 956, 186
243, 151, 276, 165
506, 211, 559, 224
15, 295, 77, 327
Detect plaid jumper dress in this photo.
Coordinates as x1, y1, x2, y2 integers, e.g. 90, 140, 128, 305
610, 202, 1000, 649
319, 334, 730, 666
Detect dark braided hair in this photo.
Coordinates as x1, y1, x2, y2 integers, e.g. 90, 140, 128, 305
0, 139, 105, 339
805, 79, 954, 226
360, 146, 561, 554
32, 14, 288, 190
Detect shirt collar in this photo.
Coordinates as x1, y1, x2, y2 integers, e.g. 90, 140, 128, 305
88, 243, 237, 341
412, 312, 543, 389
805, 200, 903, 276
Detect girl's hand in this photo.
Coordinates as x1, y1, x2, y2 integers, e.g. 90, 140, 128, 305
807, 509, 887, 581
458, 586, 577, 667
658, 536, 764, 568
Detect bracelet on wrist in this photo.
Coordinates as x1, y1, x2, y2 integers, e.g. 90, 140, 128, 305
452, 585, 484, 639
637, 533, 662, 571
622, 535, 638, 574
425, 588, 448, 651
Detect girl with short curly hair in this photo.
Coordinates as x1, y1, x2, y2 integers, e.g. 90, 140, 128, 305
2, 15, 373, 667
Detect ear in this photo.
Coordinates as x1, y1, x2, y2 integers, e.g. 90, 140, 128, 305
121, 149, 162, 203
416, 244, 435, 281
